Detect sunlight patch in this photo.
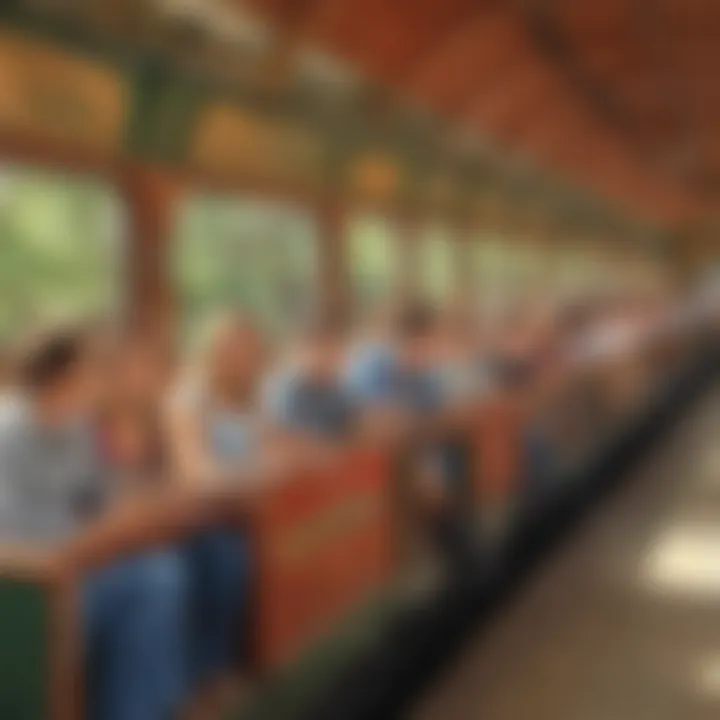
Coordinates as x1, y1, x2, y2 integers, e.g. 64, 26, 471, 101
696, 655, 720, 697
641, 524, 720, 598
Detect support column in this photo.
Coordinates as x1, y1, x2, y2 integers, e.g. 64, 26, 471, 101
396, 211, 420, 302
454, 221, 478, 308
117, 165, 183, 351
316, 197, 351, 324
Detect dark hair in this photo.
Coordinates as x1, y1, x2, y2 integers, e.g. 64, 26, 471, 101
19, 327, 86, 390
395, 299, 437, 339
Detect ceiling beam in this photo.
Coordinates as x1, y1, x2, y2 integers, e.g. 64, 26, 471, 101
401, 8, 523, 102
518, 0, 638, 141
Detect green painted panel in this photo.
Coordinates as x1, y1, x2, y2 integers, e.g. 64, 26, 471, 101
0, 580, 50, 720
125, 62, 206, 164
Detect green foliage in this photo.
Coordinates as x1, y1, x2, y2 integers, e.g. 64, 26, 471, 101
0, 168, 120, 344
346, 214, 400, 316
175, 197, 319, 344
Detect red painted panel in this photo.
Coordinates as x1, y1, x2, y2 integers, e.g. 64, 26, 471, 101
408, 11, 529, 113
472, 396, 526, 503
250, 448, 392, 670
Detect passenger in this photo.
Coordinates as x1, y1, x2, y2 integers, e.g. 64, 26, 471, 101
346, 300, 473, 566
165, 312, 265, 712
96, 340, 167, 489
428, 306, 490, 558
264, 310, 356, 443
434, 306, 491, 406
344, 298, 403, 405
518, 304, 571, 501
346, 299, 445, 424
166, 312, 268, 480
486, 305, 539, 391
99, 400, 164, 490
0, 326, 187, 720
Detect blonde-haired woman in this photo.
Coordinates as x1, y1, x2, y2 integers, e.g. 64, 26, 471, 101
165, 311, 267, 712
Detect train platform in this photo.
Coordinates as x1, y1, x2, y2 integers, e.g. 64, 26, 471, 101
412, 383, 720, 720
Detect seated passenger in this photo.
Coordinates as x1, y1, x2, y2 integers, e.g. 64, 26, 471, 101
435, 305, 492, 407
264, 312, 356, 443
0, 326, 186, 720
345, 300, 445, 424
346, 301, 474, 563
96, 340, 167, 490
99, 397, 163, 492
344, 299, 402, 405
485, 306, 540, 390
165, 313, 265, 711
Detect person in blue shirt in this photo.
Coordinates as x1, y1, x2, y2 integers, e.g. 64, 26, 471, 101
345, 300, 475, 566
344, 299, 401, 406
345, 300, 444, 413
264, 311, 356, 443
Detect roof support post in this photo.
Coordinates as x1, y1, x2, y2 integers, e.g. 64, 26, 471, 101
315, 197, 351, 325
117, 164, 184, 352
395, 211, 421, 302
454, 221, 478, 309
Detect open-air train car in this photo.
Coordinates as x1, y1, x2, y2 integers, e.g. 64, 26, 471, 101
0, 3, 716, 719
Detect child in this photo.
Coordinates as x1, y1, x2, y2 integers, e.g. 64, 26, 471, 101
97, 399, 164, 492
265, 311, 356, 443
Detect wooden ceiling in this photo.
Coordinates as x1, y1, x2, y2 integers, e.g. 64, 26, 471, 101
241, 0, 713, 225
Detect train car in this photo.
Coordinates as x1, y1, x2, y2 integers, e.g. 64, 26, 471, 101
0, 3, 716, 720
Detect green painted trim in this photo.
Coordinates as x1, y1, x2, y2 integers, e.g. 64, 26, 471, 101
125, 61, 206, 164
0, 7, 649, 229
0, 8, 136, 69
0, 580, 51, 720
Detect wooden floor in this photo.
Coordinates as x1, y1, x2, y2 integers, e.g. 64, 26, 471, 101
412, 386, 720, 720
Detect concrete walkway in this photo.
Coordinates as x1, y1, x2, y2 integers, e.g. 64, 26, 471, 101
413, 386, 720, 720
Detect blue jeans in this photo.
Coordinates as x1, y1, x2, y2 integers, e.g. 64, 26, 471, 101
83, 550, 188, 720
523, 424, 558, 501
184, 529, 250, 688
